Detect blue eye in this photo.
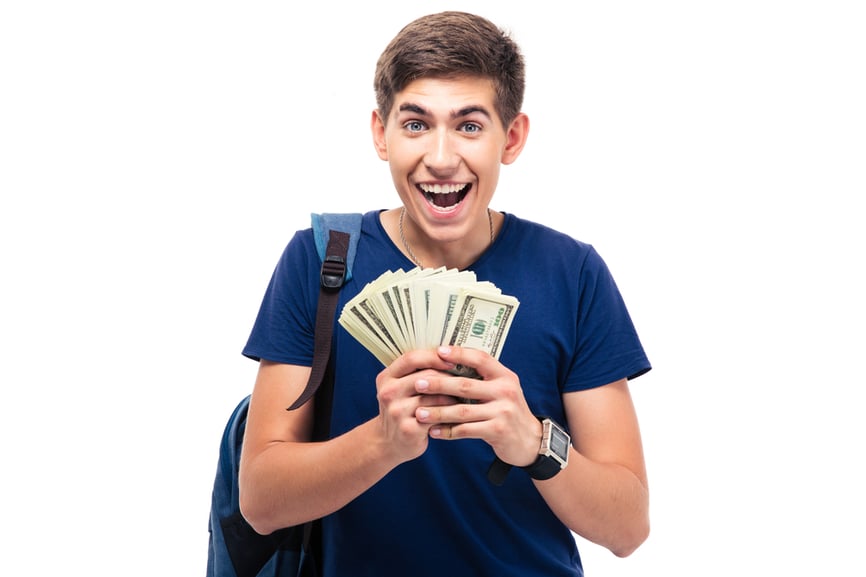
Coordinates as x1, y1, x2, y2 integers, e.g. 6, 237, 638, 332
460, 123, 482, 134
405, 121, 426, 132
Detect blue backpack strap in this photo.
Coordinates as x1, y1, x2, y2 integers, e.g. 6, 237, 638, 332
311, 212, 362, 283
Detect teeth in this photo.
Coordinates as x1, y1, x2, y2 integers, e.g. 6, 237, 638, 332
419, 183, 467, 194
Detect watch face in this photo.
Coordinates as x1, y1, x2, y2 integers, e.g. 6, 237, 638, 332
550, 426, 570, 459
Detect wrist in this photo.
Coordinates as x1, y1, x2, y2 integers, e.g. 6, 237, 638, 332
519, 416, 545, 466
365, 418, 411, 469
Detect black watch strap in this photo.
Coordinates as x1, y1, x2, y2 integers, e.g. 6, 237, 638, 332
486, 416, 570, 485
522, 453, 563, 480
486, 457, 512, 486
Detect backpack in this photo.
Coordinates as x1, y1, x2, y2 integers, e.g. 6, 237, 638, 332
207, 213, 363, 577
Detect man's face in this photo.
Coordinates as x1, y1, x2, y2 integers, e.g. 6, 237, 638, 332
372, 76, 526, 246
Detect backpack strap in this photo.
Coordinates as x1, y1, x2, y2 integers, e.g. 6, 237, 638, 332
287, 213, 363, 411
295, 212, 362, 567
311, 212, 362, 283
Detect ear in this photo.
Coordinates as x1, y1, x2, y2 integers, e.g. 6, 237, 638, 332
370, 109, 389, 161
501, 112, 529, 165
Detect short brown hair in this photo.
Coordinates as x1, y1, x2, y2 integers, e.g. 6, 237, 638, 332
374, 11, 525, 127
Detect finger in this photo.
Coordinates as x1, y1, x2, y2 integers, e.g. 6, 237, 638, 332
413, 377, 467, 409
388, 348, 456, 378
436, 346, 497, 379
418, 394, 462, 407
428, 424, 454, 440
415, 400, 490, 426
427, 421, 488, 441
415, 371, 489, 404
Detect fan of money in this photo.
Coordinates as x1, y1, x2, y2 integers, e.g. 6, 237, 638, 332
338, 266, 519, 377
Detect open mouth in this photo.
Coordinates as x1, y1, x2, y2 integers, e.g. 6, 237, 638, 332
419, 183, 470, 210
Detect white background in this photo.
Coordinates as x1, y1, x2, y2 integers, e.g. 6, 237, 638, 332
2, 1, 864, 575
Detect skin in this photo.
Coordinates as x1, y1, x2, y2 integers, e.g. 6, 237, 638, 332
372, 76, 526, 271
239, 76, 649, 558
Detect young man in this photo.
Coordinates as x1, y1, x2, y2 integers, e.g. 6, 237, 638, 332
239, 11, 651, 576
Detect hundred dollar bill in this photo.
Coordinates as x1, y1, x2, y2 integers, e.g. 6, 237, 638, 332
443, 290, 520, 379
339, 271, 406, 365
409, 268, 462, 349
422, 271, 481, 348
340, 301, 400, 366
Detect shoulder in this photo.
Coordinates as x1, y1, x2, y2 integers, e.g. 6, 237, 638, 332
502, 213, 592, 247
286, 210, 381, 264
497, 213, 603, 271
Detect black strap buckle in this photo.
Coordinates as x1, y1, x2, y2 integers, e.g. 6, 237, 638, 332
320, 254, 347, 289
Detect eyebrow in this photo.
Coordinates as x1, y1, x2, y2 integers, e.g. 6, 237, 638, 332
398, 103, 492, 120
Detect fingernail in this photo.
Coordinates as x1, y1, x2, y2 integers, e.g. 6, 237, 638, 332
430, 427, 441, 437
438, 346, 451, 355
417, 409, 430, 420
416, 379, 429, 391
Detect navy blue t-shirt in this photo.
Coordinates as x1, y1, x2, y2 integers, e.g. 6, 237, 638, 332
244, 210, 651, 577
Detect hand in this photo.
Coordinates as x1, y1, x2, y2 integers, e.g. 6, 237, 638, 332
375, 348, 462, 464
413, 346, 543, 467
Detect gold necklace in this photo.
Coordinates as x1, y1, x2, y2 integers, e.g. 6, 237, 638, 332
398, 207, 494, 268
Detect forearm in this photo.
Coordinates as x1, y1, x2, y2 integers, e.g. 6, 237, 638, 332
239, 418, 399, 535
536, 447, 649, 557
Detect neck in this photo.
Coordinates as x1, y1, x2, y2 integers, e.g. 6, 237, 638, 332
396, 207, 497, 270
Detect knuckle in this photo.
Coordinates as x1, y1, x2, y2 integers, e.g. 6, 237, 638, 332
404, 349, 427, 365
457, 379, 473, 397
377, 386, 395, 404
386, 403, 403, 420
490, 419, 508, 438
457, 403, 472, 420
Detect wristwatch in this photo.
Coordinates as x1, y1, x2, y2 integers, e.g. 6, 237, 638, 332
522, 416, 571, 480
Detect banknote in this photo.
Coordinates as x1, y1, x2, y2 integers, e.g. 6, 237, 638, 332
338, 266, 519, 376
443, 289, 519, 378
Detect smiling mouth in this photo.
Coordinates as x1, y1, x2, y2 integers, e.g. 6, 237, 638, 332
418, 183, 470, 209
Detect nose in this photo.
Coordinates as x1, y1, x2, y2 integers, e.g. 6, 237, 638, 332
424, 128, 460, 176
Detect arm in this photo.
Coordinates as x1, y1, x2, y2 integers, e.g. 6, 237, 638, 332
238, 353, 459, 535
414, 346, 649, 557
537, 379, 649, 557
238, 361, 396, 535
